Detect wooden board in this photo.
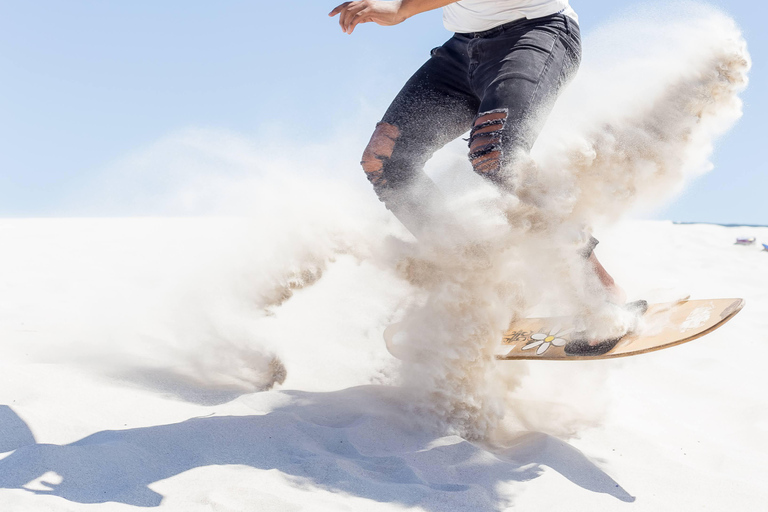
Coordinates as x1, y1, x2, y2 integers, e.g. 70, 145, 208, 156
496, 298, 744, 361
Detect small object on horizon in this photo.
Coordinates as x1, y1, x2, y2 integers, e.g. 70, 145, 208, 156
735, 237, 756, 245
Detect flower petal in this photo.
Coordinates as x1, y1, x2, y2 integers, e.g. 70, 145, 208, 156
531, 333, 547, 341
552, 337, 566, 347
536, 342, 551, 355
523, 340, 544, 350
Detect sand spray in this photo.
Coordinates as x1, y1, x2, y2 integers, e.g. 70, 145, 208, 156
51, 3, 750, 438
387, 3, 750, 439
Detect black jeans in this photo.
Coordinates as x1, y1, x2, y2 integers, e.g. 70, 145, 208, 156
363, 13, 583, 245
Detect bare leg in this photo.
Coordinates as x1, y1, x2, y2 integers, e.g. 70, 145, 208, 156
588, 251, 626, 305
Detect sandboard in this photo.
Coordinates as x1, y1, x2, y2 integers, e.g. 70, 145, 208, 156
384, 298, 744, 361
496, 298, 744, 361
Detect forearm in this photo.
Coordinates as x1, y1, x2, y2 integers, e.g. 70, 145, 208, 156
398, 0, 458, 20
330, 0, 457, 34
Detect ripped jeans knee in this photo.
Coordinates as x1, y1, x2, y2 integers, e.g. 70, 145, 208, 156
361, 122, 401, 193
468, 109, 509, 184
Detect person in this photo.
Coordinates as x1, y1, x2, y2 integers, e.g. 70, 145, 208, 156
329, 0, 629, 352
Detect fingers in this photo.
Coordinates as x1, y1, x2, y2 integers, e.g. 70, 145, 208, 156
338, 3, 353, 30
347, 8, 372, 34
330, 1, 376, 34
328, 2, 350, 17
340, 2, 367, 33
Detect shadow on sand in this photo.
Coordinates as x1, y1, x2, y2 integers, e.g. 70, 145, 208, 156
0, 386, 634, 509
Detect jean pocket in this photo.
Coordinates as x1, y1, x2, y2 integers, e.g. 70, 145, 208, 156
565, 21, 581, 54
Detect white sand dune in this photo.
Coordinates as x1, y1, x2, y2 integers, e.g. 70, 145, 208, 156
0, 217, 766, 511
0, 4, 758, 510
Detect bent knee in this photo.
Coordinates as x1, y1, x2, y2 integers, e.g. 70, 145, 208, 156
361, 122, 401, 189
468, 109, 507, 180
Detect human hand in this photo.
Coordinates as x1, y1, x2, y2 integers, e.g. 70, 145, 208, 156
328, 0, 407, 34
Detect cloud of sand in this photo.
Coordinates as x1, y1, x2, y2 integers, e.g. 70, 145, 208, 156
387, 2, 750, 440
33, 135, 401, 399
55, 2, 749, 438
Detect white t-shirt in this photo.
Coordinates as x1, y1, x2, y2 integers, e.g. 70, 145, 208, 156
443, 0, 577, 33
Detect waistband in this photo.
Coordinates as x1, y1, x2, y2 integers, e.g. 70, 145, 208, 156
456, 12, 574, 39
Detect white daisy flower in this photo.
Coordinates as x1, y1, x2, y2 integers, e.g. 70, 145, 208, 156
522, 327, 574, 355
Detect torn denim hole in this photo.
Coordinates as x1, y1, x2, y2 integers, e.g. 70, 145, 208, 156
468, 109, 508, 178
361, 122, 400, 190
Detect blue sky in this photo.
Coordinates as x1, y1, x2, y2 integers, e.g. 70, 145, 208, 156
0, 0, 765, 223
